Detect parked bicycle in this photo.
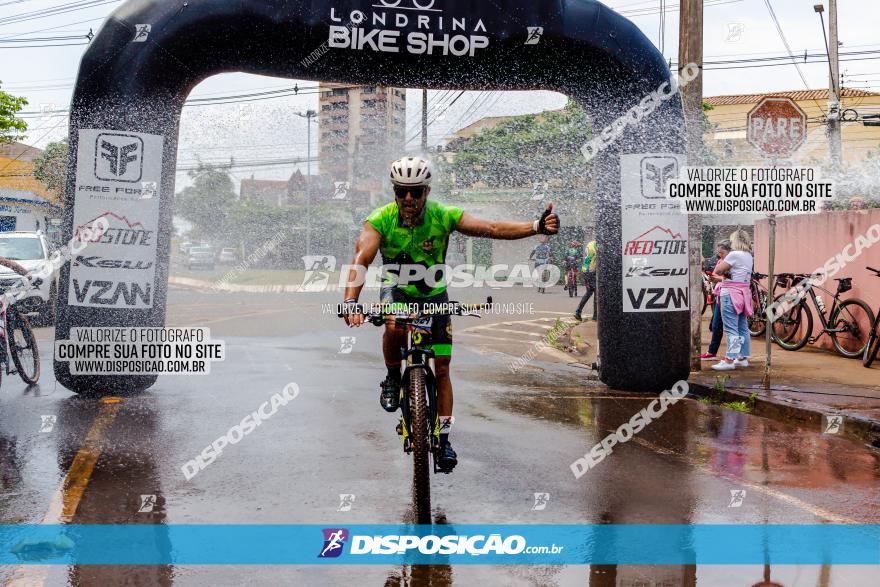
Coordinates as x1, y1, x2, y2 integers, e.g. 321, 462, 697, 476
701, 271, 715, 316
863, 267, 880, 368
0, 281, 42, 386
770, 272, 875, 358
341, 297, 491, 523
747, 272, 796, 337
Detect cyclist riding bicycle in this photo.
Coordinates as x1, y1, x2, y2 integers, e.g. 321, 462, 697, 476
563, 241, 581, 270
341, 156, 559, 472
529, 237, 552, 267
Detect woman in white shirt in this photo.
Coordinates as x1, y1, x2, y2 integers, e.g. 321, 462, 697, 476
711, 229, 755, 371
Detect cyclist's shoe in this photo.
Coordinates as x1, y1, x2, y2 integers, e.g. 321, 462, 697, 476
435, 441, 458, 473
699, 352, 717, 360
573, 313, 582, 321
380, 374, 401, 412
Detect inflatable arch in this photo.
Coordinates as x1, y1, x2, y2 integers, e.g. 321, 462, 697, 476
55, 0, 691, 394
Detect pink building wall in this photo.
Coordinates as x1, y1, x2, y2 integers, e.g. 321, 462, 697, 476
753, 210, 880, 352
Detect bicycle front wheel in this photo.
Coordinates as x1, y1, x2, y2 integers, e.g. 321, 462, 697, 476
771, 297, 811, 351
8, 311, 40, 384
408, 367, 432, 524
830, 299, 875, 358
864, 315, 880, 368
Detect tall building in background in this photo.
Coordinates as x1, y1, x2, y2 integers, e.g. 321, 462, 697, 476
318, 83, 406, 203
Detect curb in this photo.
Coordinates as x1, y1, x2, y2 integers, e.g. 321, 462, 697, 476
687, 379, 880, 449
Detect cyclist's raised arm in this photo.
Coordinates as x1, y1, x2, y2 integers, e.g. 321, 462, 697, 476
456, 203, 559, 240
343, 223, 381, 304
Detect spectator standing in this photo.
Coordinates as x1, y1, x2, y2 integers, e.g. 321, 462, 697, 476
711, 230, 754, 371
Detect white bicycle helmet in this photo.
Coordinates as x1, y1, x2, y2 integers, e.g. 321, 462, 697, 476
390, 156, 432, 187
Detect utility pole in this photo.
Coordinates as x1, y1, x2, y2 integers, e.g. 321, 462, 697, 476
815, 3, 842, 170
422, 89, 428, 152
296, 109, 317, 256
679, 0, 704, 373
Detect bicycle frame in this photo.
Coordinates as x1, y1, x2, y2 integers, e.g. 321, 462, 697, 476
802, 284, 848, 342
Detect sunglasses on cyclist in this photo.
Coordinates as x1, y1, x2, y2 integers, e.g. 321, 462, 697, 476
394, 186, 428, 200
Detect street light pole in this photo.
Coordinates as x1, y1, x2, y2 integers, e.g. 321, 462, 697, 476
296, 109, 317, 256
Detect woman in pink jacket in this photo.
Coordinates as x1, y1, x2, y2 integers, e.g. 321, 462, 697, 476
711, 229, 754, 371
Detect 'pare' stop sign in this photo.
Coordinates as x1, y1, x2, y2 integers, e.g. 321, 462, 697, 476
747, 96, 807, 159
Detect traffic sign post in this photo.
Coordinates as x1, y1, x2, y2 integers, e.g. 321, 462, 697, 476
746, 96, 808, 388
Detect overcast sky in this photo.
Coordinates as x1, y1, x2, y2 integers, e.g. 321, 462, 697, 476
2, 0, 877, 186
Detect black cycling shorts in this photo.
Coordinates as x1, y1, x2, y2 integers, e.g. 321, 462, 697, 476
380, 286, 453, 357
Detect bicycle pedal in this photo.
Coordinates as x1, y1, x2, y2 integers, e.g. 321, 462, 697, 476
808, 336, 818, 344
395, 421, 403, 436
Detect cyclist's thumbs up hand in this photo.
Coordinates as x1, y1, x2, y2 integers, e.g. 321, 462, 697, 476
538, 203, 559, 235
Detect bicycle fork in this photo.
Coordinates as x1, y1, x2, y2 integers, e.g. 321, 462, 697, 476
399, 348, 441, 461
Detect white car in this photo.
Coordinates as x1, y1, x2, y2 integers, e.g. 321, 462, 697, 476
0, 232, 58, 323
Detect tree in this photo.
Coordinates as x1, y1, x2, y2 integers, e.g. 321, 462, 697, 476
0, 82, 28, 144
174, 163, 237, 239
443, 99, 593, 189
33, 138, 68, 203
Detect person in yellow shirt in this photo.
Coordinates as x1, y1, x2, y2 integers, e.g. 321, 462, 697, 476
574, 240, 597, 321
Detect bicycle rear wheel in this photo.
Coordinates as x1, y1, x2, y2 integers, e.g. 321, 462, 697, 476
408, 367, 431, 524
771, 297, 811, 351
8, 310, 40, 384
748, 288, 767, 337
830, 299, 875, 358
864, 315, 880, 368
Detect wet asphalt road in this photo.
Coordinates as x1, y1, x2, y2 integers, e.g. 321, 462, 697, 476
1, 286, 878, 586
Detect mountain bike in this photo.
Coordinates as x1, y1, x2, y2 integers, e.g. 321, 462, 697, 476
564, 257, 579, 298
863, 267, 880, 368
0, 284, 42, 386
532, 260, 551, 294
770, 273, 875, 358
747, 271, 794, 337
342, 297, 492, 524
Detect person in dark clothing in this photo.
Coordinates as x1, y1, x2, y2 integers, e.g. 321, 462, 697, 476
574, 240, 597, 321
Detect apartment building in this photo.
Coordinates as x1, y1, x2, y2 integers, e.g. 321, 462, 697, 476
318, 83, 407, 202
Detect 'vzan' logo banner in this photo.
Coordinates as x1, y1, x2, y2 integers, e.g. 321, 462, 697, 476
328, 2, 490, 57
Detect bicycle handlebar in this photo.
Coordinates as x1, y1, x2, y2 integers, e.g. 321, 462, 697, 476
339, 297, 494, 326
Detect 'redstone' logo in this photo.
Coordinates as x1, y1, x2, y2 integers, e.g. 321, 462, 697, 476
319, 529, 349, 558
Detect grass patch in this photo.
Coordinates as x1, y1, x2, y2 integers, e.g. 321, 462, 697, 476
701, 376, 758, 413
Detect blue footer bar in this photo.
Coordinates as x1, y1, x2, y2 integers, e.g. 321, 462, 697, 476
1, 524, 878, 565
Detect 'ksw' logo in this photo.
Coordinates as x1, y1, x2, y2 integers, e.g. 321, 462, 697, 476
640, 156, 679, 199
318, 528, 349, 558
95, 133, 144, 182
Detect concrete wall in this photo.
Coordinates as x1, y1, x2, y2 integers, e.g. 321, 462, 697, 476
754, 210, 880, 351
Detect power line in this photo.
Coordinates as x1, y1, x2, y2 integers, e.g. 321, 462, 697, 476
0, 41, 89, 49
0, 0, 121, 28
0, 15, 106, 40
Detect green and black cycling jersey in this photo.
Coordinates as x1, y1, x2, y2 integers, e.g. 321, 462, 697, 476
366, 199, 464, 298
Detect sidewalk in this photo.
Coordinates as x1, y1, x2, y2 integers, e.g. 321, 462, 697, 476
565, 318, 880, 448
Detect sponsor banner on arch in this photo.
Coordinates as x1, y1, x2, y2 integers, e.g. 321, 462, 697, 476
621, 153, 689, 313
69, 129, 164, 309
